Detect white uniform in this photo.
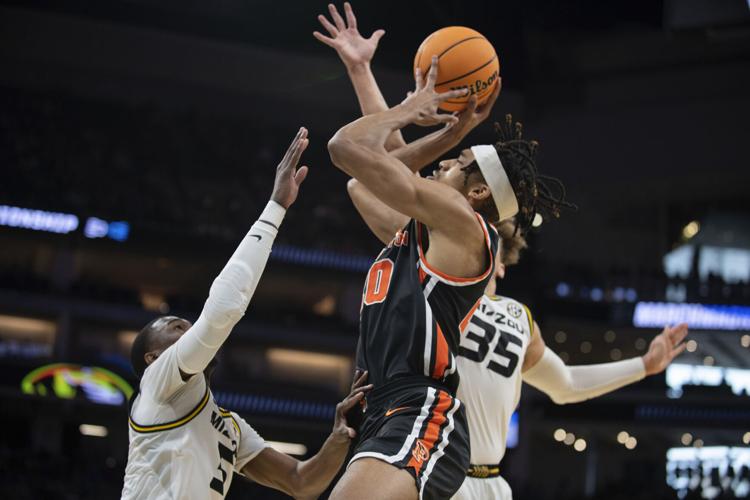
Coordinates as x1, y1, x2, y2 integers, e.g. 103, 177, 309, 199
453, 295, 534, 500
121, 337, 268, 499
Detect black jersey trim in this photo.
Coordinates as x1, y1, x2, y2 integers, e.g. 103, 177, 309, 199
129, 386, 210, 433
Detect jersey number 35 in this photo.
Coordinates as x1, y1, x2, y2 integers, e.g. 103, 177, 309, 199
459, 315, 523, 377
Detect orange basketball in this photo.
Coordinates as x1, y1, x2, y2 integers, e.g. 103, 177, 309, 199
414, 26, 500, 112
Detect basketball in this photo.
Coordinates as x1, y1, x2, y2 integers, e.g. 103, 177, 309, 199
413, 26, 500, 112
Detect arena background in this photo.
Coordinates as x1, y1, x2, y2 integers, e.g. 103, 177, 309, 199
1, 0, 749, 498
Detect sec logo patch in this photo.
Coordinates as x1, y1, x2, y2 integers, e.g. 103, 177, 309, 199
507, 303, 523, 319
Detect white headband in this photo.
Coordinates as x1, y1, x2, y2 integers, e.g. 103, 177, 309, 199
470, 145, 519, 221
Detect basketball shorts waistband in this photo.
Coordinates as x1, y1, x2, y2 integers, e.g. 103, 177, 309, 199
364, 375, 454, 409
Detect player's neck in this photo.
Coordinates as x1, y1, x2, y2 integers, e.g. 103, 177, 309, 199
484, 278, 497, 297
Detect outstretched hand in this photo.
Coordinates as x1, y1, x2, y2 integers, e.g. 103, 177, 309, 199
271, 127, 310, 209
642, 323, 689, 376
331, 369, 373, 443
401, 56, 469, 127
314, 2, 385, 70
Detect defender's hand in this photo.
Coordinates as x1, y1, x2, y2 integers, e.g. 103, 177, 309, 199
314, 2, 385, 70
271, 127, 310, 209
401, 56, 468, 127
331, 370, 373, 443
642, 323, 689, 376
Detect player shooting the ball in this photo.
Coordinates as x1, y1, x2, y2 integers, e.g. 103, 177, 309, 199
121, 128, 373, 500
324, 5, 572, 499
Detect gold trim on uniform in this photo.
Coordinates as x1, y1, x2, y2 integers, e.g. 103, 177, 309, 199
467, 464, 501, 478
129, 387, 210, 433
522, 304, 534, 337
218, 407, 242, 437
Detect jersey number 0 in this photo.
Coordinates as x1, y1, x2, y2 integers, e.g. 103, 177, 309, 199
363, 259, 394, 305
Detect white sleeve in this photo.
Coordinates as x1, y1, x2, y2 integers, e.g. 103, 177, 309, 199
175, 200, 286, 375
232, 412, 269, 473
522, 346, 646, 404
139, 342, 194, 402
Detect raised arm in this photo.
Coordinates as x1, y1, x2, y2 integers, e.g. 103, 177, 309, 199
314, 2, 404, 151
522, 322, 689, 404
242, 371, 373, 499
327, 58, 479, 236
174, 128, 309, 376
315, 3, 500, 170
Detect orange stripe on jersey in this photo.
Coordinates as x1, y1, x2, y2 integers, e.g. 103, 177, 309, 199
407, 391, 452, 477
415, 215, 494, 285
459, 298, 482, 334
431, 323, 449, 380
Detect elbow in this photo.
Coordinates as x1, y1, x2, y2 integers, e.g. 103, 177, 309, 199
328, 133, 362, 175
327, 133, 351, 169
346, 178, 359, 196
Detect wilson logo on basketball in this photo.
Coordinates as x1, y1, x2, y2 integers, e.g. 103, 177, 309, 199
450, 70, 499, 98
412, 439, 430, 463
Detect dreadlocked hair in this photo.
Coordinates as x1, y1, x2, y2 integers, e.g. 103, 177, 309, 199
495, 218, 527, 266
466, 114, 576, 233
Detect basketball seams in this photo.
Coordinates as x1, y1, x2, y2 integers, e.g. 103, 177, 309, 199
414, 27, 499, 112
435, 35, 485, 60
436, 55, 498, 87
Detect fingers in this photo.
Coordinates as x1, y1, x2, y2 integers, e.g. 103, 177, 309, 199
351, 369, 369, 391
280, 127, 305, 165
343, 2, 357, 29
425, 55, 439, 89
339, 390, 366, 413
479, 80, 501, 114
414, 66, 423, 91
465, 94, 478, 114
294, 165, 309, 185
438, 87, 470, 102
369, 29, 385, 44
317, 14, 339, 37
670, 325, 689, 346
328, 3, 346, 31
671, 341, 688, 359
433, 113, 459, 125
313, 31, 336, 47
284, 128, 308, 168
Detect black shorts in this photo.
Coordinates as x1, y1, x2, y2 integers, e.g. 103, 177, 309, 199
349, 377, 470, 500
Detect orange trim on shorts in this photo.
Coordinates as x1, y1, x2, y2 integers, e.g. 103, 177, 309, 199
407, 391, 452, 477
431, 324, 450, 379
459, 298, 482, 334
415, 214, 494, 285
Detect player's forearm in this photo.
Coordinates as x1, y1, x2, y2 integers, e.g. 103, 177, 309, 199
175, 200, 285, 374
329, 103, 412, 169
347, 63, 406, 151
391, 126, 461, 173
347, 178, 409, 244
523, 347, 646, 405
293, 433, 350, 498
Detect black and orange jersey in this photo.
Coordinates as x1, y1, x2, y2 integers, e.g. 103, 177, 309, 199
357, 214, 499, 394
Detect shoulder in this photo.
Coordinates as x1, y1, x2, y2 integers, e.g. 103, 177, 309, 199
489, 295, 535, 334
